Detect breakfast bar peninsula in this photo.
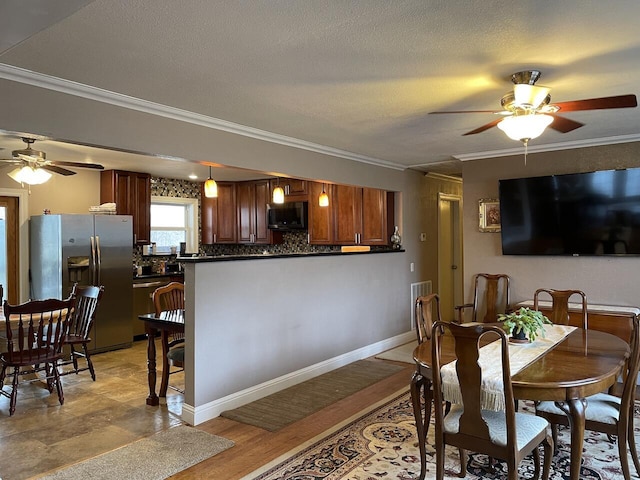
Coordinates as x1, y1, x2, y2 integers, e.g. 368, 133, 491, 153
177, 250, 408, 425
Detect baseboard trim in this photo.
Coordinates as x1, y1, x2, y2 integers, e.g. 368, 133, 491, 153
181, 330, 415, 426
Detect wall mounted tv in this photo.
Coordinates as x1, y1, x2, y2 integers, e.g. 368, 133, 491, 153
499, 168, 640, 256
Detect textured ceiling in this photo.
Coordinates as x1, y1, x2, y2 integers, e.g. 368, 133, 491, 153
0, 1, 639, 180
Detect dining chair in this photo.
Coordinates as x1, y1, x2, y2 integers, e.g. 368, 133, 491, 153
0, 296, 75, 416
411, 293, 449, 479
431, 321, 553, 480
414, 293, 442, 343
535, 314, 640, 480
59, 284, 104, 381
533, 288, 587, 328
455, 273, 510, 323
152, 282, 185, 394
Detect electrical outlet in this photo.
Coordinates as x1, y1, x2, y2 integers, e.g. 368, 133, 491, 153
410, 262, 415, 272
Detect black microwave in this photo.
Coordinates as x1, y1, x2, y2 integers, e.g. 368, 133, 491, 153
267, 202, 308, 230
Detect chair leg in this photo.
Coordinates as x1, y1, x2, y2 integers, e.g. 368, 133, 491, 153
70, 345, 79, 374
542, 433, 554, 480
0, 363, 6, 387
53, 363, 64, 406
457, 449, 467, 478
533, 446, 541, 480
617, 423, 631, 480
410, 372, 430, 480
9, 366, 19, 416
83, 343, 96, 381
435, 439, 445, 480
550, 424, 558, 454
628, 411, 640, 477
45, 364, 55, 393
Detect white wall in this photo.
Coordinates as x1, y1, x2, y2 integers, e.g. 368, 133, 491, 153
183, 251, 410, 424
461, 141, 640, 308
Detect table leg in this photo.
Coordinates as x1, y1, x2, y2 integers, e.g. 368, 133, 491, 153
146, 326, 159, 406
159, 330, 170, 399
410, 371, 431, 480
556, 398, 587, 480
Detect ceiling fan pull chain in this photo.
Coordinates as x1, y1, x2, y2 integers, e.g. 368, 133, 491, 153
523, 139, 528, 166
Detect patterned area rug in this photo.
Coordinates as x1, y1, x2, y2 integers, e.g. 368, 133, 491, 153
245, 389, 639, 480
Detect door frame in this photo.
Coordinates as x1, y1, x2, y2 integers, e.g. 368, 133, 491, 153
437, 193, 463, 321
0, 188, 29, 302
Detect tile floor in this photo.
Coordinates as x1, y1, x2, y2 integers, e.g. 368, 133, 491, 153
0, 339, 184, 480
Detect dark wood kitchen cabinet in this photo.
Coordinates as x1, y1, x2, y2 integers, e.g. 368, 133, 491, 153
201, 182, 237, 244
100, 170, 151, 245
308, 182, 334, 244
236, 179, 282, 244
278, 178, 308, 202
333, 185, 391, 246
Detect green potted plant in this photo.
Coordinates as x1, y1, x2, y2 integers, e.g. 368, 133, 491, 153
498, 307, 551, 343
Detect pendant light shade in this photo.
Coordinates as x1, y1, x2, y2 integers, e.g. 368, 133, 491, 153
319, 184, 329, 207
204, 166, 218, 198
272, 179, 285, 204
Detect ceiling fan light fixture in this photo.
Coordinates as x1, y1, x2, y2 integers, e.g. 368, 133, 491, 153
8, 165, 52, 185
204, 166, 218, 198
497, 113, 554, 142
513, 84, 551, 109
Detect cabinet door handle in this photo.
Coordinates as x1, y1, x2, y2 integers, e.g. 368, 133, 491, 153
214, 233, 217, 243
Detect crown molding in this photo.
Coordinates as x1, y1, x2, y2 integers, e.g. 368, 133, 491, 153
453, 134, 640, 161
0, 63, 406, 171
425, 172, 462, 183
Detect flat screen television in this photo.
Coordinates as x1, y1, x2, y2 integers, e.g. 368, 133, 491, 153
499, 168, 640, 256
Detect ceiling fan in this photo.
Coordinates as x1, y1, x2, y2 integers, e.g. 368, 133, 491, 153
430, 70, 638, 141
0, 137, 104, 185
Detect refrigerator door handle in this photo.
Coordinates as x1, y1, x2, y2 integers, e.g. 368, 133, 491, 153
96, 235, 102, 285
90, 235, 97, 285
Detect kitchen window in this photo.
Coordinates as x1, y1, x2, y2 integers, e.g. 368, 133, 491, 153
150, 196, 198, 254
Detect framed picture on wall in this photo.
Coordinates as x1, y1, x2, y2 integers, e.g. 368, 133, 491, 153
479, 198, 501, 232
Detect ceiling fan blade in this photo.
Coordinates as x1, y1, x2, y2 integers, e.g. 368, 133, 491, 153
462, 118, 502, 136
49, 160, 104, 170
549, 115, 585, 133
429, 110, 498, 114
40, 164, 77, 176
554, 94, 637, 112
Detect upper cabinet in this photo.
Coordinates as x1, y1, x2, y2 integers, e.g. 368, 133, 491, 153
201, 182, 237, 244
279, 178, 308, 202
100, 170, 151, 245
309, 183, 393, 246
237, 179, 282, 244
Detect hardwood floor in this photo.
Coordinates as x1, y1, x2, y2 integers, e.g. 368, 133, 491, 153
0, 339, 415, 480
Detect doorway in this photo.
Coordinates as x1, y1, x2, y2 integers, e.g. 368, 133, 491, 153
0, 195, 20, 304
438, 194, 463, 321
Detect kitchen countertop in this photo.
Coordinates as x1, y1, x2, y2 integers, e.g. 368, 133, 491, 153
133, 272, 184, 280
178, 249, 404, 263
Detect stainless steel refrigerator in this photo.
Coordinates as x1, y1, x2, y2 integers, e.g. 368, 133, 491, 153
30, 214, 133, 352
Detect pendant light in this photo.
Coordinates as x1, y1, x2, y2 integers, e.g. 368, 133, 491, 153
318, 183, 329, 207
204, 166, 218, 198
272, 178, 285, 204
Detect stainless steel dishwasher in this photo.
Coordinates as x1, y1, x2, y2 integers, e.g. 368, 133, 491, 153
132, 277, 172, 339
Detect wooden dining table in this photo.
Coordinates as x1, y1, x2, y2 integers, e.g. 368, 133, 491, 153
138, 309, 185, 406
411, 327, 630, 480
